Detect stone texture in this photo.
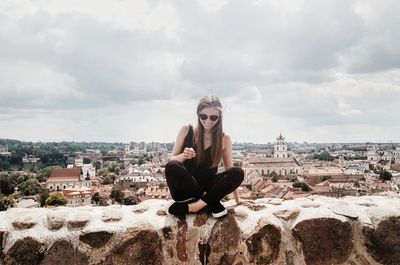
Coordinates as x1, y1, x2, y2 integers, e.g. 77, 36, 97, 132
245, 224, 281, 264
67, 219, 89, 229
176, 218, 189, 262
285, 250, 295, 265
363, 216, 400, 265
1, 196, 399, 265
12, 217, 37, 230
156, 209, 167, 216
244, 203, 266, 211
102, 209, 122, 222
46, 212, 66, 230
0, 230, 5, 260
4, 237, 45, 265
206, 213, 241, 265
233, 208, 248, 220
273, 208, 300, 221
132, 206, 149, 213
104, 227, 163, 265
193, 212, 209, 227
41, 240, 88, 265
292, 218, 353, 265
162, 226, 173, 240
79, 231, 114, 248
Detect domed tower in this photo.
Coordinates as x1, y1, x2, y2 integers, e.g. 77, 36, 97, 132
274, 133, 288, 158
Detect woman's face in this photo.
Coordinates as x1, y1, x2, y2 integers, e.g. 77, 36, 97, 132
198, 107, 220, 131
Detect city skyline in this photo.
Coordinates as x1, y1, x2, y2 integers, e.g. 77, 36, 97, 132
0, 1, 399, 143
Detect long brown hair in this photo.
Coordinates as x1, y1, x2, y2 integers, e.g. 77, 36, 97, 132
194, 95, 224, 168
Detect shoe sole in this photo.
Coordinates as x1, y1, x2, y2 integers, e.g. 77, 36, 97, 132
212, 209, 227, 218
174, 197, 196, 203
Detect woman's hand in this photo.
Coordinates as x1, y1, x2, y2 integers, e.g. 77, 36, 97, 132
182, 147, 196, 160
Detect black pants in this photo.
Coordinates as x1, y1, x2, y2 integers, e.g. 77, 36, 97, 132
165, 160, 244, 205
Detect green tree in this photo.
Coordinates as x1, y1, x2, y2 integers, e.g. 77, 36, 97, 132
0, 174, 16, 195
110, 188, 124, 204
40, 189, 49, 207
270, 171, 278, 182
17, 178, 43, 196
91, 192, 100, 205
379, 169, 392, 182
101, 176, 113, 185
45, 192, 68, 206
0, 157, 11, 170
83, 157, 91, 164
0, 194, 13, 211
123, 196, 138, 205
322, 175, 332, 182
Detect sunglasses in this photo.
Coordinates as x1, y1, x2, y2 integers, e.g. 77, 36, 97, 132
198, 113, 220, 121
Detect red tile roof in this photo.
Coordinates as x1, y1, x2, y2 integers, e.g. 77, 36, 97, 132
46, 168, 81, 183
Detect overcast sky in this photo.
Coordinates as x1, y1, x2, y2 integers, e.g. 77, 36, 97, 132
0, 0, 399, 143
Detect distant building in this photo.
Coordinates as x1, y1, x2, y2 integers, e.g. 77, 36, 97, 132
0, 145, 11, 157
46, 168, 91, 191
22, 155, 40, 163
246, 157, 303, 178
274, 134, 289, 158
62, 187, 93, 207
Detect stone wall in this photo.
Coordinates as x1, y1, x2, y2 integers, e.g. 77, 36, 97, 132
1, 195, 400, 265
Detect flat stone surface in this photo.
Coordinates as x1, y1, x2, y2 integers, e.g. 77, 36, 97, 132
273, 208, 300, 221
233, 208, 248, 220
102, 209, 123, 222
132, 206, 149, 213
329, 204, 359, 219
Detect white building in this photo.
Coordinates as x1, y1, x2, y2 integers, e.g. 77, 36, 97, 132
46, 168, 91, 191
274, 134, 289, 158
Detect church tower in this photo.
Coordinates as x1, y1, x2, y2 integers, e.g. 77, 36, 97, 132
274, 133, 288, 158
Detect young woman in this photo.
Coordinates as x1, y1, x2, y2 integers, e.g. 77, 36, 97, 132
165, 95, 244, 218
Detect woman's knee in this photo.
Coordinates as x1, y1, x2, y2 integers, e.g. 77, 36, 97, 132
229, 167, 244, 184
165, 160, 184, 175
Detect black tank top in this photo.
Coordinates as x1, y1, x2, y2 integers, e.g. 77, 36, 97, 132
182, 125, 218, 179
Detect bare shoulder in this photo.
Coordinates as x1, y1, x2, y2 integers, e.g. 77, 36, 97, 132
179, 124, 190, 135
223, 133, 232, 147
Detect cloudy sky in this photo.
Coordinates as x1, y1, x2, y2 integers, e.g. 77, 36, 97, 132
0, 0, 399, 143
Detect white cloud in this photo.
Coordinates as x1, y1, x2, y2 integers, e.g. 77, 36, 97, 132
0, 0, 399, 142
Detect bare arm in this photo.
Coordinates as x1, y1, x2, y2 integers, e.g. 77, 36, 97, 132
222, 135, 240, 204
170, 125, 195, 162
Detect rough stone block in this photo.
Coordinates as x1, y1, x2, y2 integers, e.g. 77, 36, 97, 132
363, 216, 400, 265
245, 224, 281, 264
4, 237, 45, 265
104, 227, 163, 265
79, 231, 114, 248
292, 217, 353, 265
41, 240, 88, 265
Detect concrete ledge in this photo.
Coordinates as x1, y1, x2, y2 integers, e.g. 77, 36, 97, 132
1, 195, 400, 265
